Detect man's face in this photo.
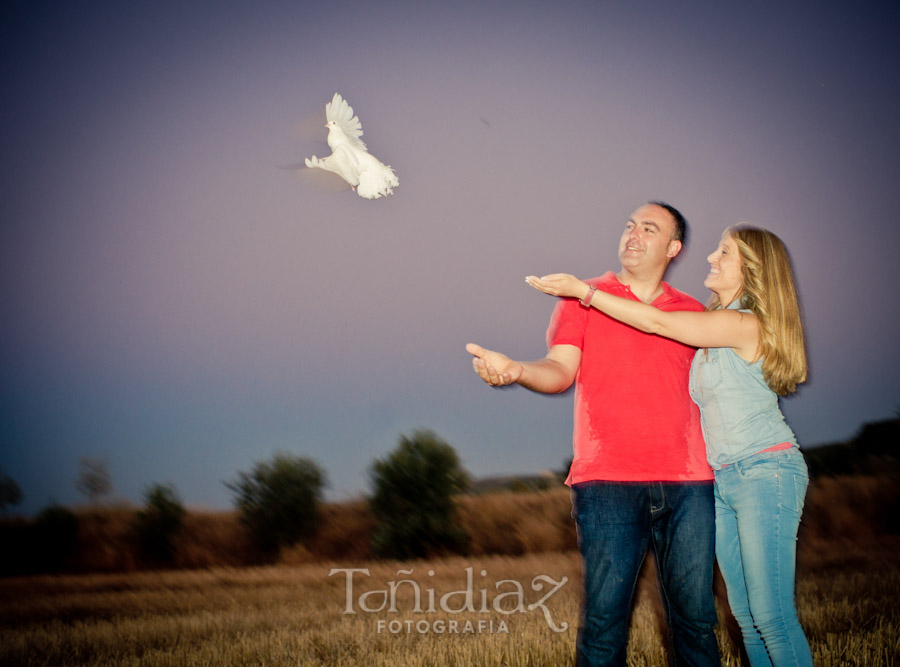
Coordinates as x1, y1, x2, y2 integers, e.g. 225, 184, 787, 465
617, 204, 682, 272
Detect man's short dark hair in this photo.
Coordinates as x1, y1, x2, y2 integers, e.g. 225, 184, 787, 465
648, 200, 687, 245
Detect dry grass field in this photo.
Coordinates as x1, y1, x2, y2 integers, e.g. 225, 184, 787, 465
2, 539, 899, 666
2, 474, 898, 665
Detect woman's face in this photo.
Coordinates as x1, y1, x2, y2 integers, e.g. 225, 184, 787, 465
704, 234, 743, 304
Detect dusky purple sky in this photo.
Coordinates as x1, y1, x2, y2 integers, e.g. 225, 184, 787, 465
2, 1, 898, 516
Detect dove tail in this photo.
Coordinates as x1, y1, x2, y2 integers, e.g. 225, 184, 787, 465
357, 166, 399, 199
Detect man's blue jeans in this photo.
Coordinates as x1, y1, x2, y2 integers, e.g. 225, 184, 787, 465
571, 481, 720, 666
714, 448, 812, 666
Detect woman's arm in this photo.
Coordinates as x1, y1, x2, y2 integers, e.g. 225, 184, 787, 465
525, 274, 758, 354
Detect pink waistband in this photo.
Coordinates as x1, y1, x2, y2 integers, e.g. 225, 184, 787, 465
757, 442, 794, 455
719, 442, 794, 467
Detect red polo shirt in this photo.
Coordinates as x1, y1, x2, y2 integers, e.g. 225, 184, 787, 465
547, 272, 713, 483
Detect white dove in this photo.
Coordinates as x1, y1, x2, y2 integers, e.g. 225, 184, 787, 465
305, 93, 398, 199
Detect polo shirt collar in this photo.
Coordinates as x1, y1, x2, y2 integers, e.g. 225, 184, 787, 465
599, 271, 676, 306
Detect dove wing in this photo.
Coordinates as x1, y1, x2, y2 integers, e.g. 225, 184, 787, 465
325, 93, 367, 152
330, 144, 363, 184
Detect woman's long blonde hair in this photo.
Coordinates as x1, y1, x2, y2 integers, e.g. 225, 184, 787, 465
707, 225, 808, 395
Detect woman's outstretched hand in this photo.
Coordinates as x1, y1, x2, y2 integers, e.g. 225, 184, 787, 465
525, 274, 588, 299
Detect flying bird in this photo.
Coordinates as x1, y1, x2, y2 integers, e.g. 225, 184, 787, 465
305, 93, 398, 199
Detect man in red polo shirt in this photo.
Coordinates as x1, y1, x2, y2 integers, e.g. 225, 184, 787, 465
466, 202, 719, 666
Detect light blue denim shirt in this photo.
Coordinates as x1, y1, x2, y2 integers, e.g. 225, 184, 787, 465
688, 300, 798, 469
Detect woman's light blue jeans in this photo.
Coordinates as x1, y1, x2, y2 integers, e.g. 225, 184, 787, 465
714, 448, 813, 666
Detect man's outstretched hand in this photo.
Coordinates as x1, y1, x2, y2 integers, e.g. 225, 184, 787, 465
465, 343, 523, 387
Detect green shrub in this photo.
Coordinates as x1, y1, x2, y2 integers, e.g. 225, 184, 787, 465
226, 453, 326, 559
369, 429, 470, 560
32, 504, 79, 572
133, 483, 185, 567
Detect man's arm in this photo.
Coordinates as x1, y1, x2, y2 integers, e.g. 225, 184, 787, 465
465, 343, 581, 393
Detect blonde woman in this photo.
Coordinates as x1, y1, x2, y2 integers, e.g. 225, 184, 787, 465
526, 225, 812, 666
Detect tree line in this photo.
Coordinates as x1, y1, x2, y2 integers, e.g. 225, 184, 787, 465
1, 429, 472, 571
3, 415, 896, 574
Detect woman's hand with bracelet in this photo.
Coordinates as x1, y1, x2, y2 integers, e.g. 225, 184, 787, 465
525, 274, 590, 302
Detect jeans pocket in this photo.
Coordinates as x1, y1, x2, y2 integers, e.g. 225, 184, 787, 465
738, 456, 779, 478
775, 469, 807, 517
792, 473, 809, 515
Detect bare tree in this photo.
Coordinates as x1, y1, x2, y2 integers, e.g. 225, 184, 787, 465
0, 467, 23, 516
75, 456, 112, 505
